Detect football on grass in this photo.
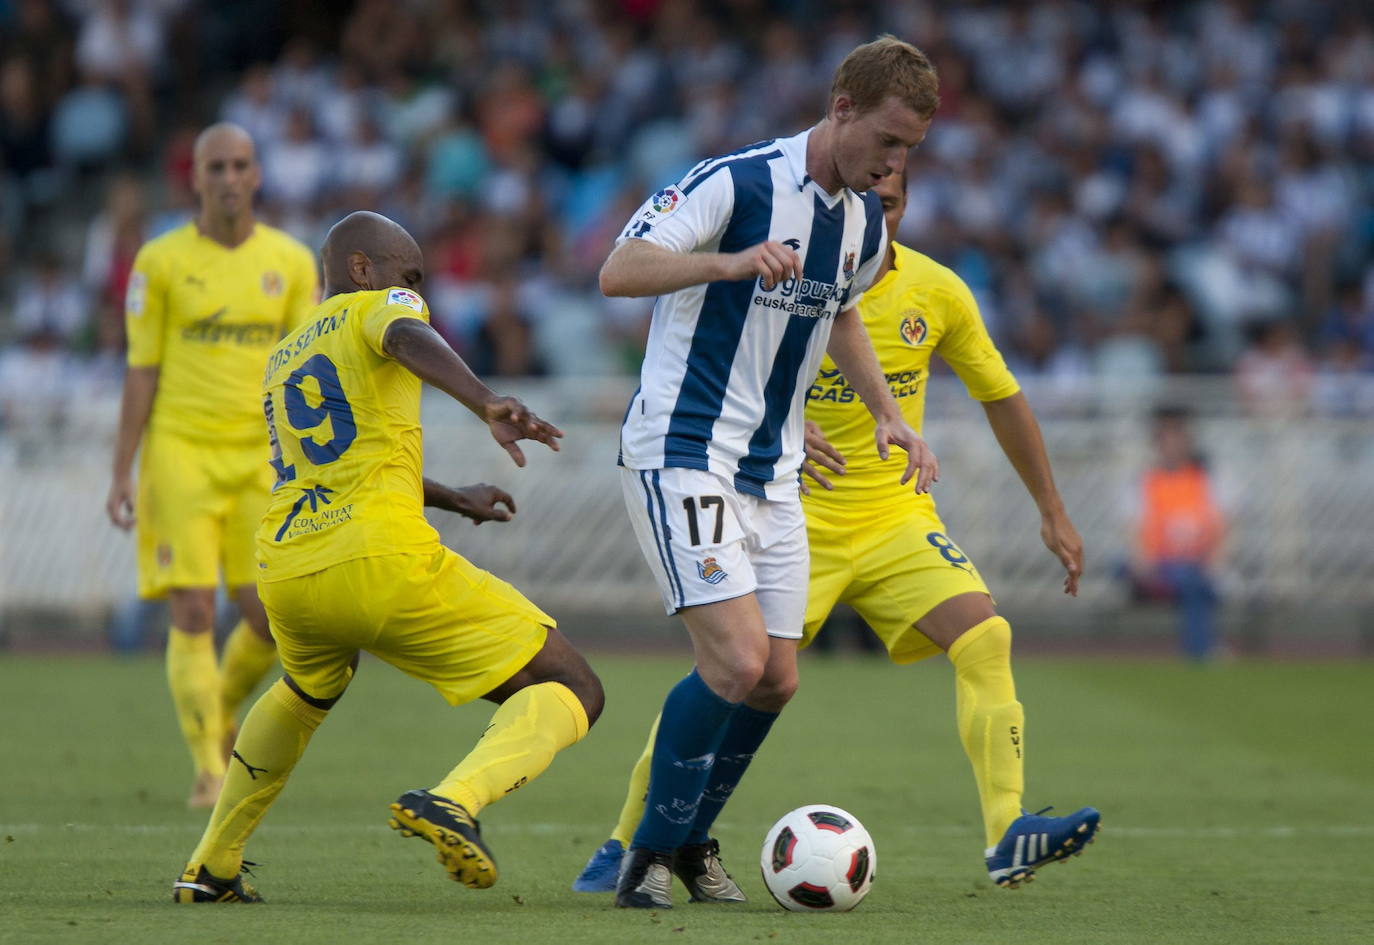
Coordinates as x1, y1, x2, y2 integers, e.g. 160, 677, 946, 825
759, 804, 876, 912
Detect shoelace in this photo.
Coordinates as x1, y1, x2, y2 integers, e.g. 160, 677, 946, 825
240, 860, 260, 877
1031, 806, 1053, 817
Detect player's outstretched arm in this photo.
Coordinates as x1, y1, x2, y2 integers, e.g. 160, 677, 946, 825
383, 318, 563, 466
981, 391, 1083, 596
423, 479, 516, 525
106, 365, 160, 530
826, 307, 938, 493
599, 238, 802, 298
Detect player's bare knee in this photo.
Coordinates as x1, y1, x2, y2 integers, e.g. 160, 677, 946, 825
569, 666, 605, 728
546, 652, 604, 726
718, 656, 766, 702
169, 589, 216, 633
748, 673, 798, 712
746, 655, 799, 710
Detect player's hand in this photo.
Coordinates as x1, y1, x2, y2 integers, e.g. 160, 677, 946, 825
800, 420, 846, 495
106, 475, 136, 530
724, 241, 802, 290
1041, 508, 1084, 596
483, 396, 564, 467
873, 416, 938, 494
451, 484, 516, 525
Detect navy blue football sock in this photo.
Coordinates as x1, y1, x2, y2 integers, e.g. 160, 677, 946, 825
685, 703, 778, 846
631, 669, 739, 854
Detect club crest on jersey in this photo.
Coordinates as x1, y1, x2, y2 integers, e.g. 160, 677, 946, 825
386, 288, 425, 312
900, 312, 929, 346
157, 543, 173, 567
843, 251, 856, 281
261, 270, 283, 297
697, 556, 728, 585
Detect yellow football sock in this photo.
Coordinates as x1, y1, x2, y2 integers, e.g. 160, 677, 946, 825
220, 620, 278, 725
948, 617, 1025, 847
167, 627, 226, 778
190, 679, 327, 878
433, 682, 589, 817
610, 713, 658, 847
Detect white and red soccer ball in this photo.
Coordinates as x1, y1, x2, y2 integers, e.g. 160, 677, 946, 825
759, 804, 876, 912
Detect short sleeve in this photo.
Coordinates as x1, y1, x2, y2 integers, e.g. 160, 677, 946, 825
361, 287, 430, 357
125, 244, 166, 367
933, 279, 1020, 402
615, 168, 735, 254
283, 241, 319, 332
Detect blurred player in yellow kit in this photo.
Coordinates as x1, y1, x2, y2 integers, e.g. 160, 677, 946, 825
105, 123, 317, 808
173, 211, 603, 903
574, 169, 1099, 896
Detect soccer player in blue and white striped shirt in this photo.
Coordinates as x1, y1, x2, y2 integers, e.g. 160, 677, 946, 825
600, 36, 942, 909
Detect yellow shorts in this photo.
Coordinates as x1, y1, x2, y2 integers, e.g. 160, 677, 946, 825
136, 429, 273, 598
259, 547, 551, 705
803, 501, 991, 664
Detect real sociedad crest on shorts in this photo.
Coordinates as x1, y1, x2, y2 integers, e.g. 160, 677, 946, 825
843, 251, 856, 281
899, 311, 928, 346
697, 556, 728, 585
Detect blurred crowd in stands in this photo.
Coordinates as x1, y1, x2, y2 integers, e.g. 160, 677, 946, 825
3, 0, 1374, 429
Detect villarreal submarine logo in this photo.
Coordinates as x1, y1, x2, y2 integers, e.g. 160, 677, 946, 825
697, 556, 728, 585
899, 311, 928, 346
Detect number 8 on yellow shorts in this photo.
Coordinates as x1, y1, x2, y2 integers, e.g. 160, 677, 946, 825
259, 547, 550, 705
802, 499, 992, 664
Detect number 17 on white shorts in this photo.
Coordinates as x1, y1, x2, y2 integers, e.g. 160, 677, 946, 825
619, 466, 809, 639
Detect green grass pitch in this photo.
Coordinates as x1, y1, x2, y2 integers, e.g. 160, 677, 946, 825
1, 652, 1371, 944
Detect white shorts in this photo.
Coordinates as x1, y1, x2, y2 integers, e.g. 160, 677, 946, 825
620, 466, 809, 638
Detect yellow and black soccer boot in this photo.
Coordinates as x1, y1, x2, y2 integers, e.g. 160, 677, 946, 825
172, 862, 264, 903
388, 789, 498, 888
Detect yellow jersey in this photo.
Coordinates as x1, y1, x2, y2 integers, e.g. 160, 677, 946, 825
256, 287, 440, 582
125, 222, 318, 445
804, 243, 1019, 513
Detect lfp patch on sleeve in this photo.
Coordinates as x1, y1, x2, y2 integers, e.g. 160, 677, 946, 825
125, 271, 146, 316
640, 185, 684, 223
386, 288, 425, 312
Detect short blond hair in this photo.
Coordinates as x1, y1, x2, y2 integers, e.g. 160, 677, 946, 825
830, 35, 939, 120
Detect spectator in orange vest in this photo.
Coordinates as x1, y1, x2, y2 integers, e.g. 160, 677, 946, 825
1131, 406, 1226, 661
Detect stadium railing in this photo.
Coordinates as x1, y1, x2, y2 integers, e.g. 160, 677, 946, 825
3, 376, 1372, 649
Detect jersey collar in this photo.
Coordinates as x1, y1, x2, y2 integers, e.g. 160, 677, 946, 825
779, 127, 811, 191
784, 126, 851, 208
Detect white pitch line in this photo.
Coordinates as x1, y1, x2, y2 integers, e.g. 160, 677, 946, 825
3, 823, 1373, 838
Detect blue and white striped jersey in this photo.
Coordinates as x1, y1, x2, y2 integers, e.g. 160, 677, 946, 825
617, 128, 888, 500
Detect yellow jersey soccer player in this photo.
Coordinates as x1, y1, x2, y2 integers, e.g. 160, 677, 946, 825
173, 211, 603, 903
574, 169, 1099, 895
106, 124, 317, 808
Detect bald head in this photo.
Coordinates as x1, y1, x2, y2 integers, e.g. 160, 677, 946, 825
194, 122, 255, 163
193, 122, 259, 228
321, 211, 424, 298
